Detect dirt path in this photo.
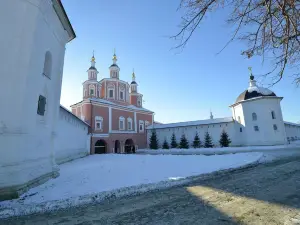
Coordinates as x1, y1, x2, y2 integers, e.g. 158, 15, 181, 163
2, 159, 300, 225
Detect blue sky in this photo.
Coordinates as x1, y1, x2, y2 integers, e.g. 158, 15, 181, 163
60, 0, 299, 123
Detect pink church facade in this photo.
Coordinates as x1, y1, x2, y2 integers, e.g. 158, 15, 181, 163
71, 53, 154, 154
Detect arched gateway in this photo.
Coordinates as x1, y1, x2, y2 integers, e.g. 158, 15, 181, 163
125, 139, 135, 154
95, 140, 107, 154
114, 140, 120, 153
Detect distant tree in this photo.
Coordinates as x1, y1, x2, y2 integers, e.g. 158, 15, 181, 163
170, 132, 178, 148
162, 139, 170, 149
219, 130, 232, 147
192, 132, 202, 148
149, 130, 159, 149
179, 134, 189, 149
204, 132, 213, 148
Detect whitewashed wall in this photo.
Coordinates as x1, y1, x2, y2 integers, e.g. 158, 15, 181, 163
147, 121, 243, 148
54, 107, 90, 164
285, 123, 300, 142
0, 0, 72, 199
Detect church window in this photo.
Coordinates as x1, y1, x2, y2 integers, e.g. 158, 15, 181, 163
254, 126, 259, 131
127, 117, 133, 130
252, 113, 257, 121
37, 95, 46, 116
90, 89, 94, 96
240, 127, 243, 132
238, 116, 241, 123
95, 116, 103, 130
120, 90, 124, 100
43, 51, 52, 79
145, 121, 150, 127
139, 120, 144, 132
119, 117, 125, 130
273, 124, 278, 131
109, 89, 114, 98
271, 111, 276, 119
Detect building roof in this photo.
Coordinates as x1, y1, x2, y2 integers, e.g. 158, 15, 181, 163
284, 121, 300, 127
146, 117, 234, 130
52, 0, 76, 42
88, 66, 97, 70
131, 81, 137, 85
89, 98, 154, 113
236, 87, 276, 103
60, 105, 90, 127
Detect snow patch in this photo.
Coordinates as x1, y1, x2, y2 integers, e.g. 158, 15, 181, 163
247, 86, 273, 95
0, 153, 263, 218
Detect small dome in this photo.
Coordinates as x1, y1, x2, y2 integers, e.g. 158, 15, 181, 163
131, 81, 137, 85
236, 86, 276, 103
88, 66, 97, 70
109, 64, 119, 68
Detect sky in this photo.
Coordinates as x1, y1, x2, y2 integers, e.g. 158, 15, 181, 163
60, 0, 299, 124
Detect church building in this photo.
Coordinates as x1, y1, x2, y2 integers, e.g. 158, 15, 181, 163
147, 70, 300, 147
71, 53, 154, 154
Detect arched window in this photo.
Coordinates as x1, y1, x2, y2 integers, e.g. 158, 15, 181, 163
95, 116, 103, 130
139, 120, 144, 132
108, 84, 115, 99
43, 51, 52, 78
252, 113, 257, 121
119, 116, 125, 130
127, 117, 133, 130
238, 116, 241, 123
90, 85, 95, 96
271, 111, 276, 119
145, 120, 150, 127
119, 86, 125, 100
137, 97, 142, 106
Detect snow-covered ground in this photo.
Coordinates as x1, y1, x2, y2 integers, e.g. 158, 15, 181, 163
0, 153, 263, 218
137, 142, 300, 155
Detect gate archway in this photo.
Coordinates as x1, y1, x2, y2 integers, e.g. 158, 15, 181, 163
125, 139, 135, 154
114, 140, 120, 153
95, 140, 107, 154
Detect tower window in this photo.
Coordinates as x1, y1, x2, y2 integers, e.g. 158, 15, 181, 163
37, 95, 46, 116
252, 113, 257, 121
43, 51, 52, 79
273, 124, 278, 131
254, 126, 259, 132
240, 127, 243, 132
90, 89, 94, 96
109, 89, 114, 98
271, 111, 276, 119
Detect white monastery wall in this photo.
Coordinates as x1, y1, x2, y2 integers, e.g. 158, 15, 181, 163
0, 0, 71, 199
285, 123, 300, 141
147, 120, 243, 148
54, 107, 90, 164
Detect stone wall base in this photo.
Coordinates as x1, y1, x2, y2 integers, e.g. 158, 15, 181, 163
0, 171, 59, 201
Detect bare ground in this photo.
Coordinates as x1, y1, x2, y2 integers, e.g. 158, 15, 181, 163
2, 158, 300, 225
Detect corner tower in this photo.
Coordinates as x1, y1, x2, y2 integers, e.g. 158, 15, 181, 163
230, 68, 286, 146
